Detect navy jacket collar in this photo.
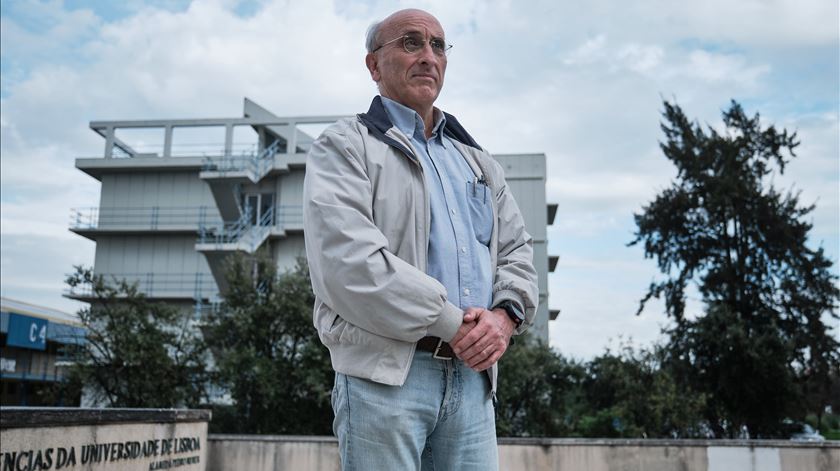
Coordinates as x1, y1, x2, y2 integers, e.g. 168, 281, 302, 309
358, 96, 483, 151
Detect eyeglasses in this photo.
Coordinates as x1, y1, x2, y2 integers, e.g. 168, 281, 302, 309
372, 34, 453, 56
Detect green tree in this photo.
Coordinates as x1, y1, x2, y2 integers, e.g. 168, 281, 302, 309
630, 100, 840, 437
804, 361, 840, 434
496, 336, 705, 438
579, 341, 706, 438
203, 254, 333, 434
64, 267, 208, 407
495, 336, 586, 437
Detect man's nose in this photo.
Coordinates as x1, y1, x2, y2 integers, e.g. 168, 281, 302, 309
417, 42, 440, 64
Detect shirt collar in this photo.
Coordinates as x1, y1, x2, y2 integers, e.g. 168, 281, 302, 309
380, 96, 448, 146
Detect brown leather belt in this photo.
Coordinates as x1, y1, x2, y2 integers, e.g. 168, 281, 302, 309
417, 336, 455, 360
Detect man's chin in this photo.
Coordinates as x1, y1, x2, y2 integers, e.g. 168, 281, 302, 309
409, 87, 441, 104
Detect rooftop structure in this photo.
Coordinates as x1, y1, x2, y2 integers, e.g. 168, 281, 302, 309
68, 99, 558, 340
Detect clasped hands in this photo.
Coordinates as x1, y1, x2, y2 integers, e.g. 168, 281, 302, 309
450, 306, 516, 371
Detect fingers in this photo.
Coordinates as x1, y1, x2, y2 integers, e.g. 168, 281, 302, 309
451, 308, 488, 350
452, 308, 514, 370
450, 320, 476, 345
472, 347, 505, 372
462, 306, 484, 323
451, 317, 487, 354
460, 332, 508, 369
453, 315, 497, 360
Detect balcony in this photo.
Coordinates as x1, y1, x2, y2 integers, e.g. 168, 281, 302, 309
65, 272, 218, 301
200, 140, 280, 181
196, 205, 303, 245
69, 206, 224, 239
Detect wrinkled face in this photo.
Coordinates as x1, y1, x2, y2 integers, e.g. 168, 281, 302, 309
366, 11, 447, 115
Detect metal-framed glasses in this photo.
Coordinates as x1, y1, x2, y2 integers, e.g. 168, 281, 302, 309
372, 34, 453, 56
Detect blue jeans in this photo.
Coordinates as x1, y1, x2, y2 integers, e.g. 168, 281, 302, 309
332, 350, 498, 470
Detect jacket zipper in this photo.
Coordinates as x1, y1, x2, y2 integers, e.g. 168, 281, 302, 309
385, 131, 430, 386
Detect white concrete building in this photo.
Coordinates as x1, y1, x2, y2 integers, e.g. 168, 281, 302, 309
68, 99, 558, 341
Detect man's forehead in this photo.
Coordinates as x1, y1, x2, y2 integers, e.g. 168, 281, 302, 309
381, 10, 445, 38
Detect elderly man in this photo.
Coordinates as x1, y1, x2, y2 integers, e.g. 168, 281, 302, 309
303, 8, 537, 470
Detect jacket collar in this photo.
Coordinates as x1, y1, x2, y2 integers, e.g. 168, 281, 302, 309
358, 96, 483, 151
379, 96, 447, 145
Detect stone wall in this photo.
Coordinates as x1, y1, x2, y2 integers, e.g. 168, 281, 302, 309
207, 435, 840, 471
1, 408, 210, 471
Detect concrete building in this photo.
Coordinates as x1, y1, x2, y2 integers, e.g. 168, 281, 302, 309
68, 99, 558, 340
0, 297, 86, 406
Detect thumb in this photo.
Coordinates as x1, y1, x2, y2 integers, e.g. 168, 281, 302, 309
462, 307, 484, 323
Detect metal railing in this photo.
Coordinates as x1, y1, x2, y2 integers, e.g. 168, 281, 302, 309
88, 115, 344, 159
112, 142, 258, 159
69, 204, 302, 237
69, 206, 223, 230
197, 207, 274, 252
193, 299, 223, 320
197, 204, 302, 238
65, 272, 218, 299
201, 140, 281, 182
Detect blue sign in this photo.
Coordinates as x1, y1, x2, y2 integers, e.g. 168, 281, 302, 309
6, 313, 48, 350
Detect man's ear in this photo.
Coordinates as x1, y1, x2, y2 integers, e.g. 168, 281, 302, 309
365, 53, 380, 82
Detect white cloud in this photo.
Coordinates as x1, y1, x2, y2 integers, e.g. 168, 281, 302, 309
675, 0, 838, 46
563, 35, 608, 66
1, 0, 837, 358
563, 37, 665, 75
561, 35, 769, 87
616, 44, 664, 74
678, 50, 771, 86
0, 1, 101, 63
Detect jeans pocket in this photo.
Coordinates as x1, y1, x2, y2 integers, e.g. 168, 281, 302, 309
331, 373, 340, 410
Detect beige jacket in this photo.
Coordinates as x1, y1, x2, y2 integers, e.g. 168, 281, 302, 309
303, 97, 538, 391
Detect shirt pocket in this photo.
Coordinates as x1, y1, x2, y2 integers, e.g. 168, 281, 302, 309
466, 181, 494, 246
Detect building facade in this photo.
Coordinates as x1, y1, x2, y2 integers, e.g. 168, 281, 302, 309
69, 99, 557, 340
0, 297, 85, 406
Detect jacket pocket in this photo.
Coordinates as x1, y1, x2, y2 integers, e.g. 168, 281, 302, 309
466, 181, 494, 246
318, 310, 347, 345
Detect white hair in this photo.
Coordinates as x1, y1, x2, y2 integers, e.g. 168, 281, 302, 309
365, 20, 383, 53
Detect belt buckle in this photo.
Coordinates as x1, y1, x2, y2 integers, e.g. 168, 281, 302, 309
432, 338, 453, 360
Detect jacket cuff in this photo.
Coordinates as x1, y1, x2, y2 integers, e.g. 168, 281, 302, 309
492, 289, 525, 313
426, 302, 463, 342
492, 290, 528, 334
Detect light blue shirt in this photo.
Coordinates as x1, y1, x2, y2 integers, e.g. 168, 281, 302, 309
381, 97, 494, 310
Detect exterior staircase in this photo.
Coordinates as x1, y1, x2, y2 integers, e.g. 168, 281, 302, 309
195, 207, 274, 294
200, 140, 281, 221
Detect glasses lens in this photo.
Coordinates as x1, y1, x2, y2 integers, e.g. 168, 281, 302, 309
430, 38, 447, 55
402, 35, 423, 53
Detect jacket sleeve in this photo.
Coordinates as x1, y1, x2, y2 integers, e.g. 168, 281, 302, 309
303, 123, 463, 343
490, 164, 539, 335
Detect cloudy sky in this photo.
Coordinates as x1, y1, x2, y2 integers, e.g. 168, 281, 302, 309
1, 0, 837, 359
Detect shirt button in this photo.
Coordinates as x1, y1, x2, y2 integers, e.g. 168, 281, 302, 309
464, 288, 470, 295
450, 209, 456, 215
461, 247, 467, 253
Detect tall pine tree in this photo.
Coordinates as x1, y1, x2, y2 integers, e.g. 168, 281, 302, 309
630, 100, 839, 437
